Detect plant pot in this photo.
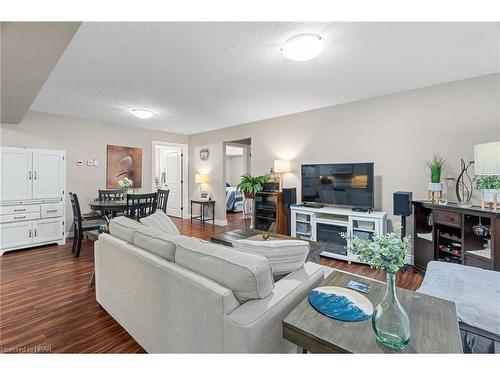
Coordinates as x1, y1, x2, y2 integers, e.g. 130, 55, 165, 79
427, 182, 443, 192
244, 192, 256, 199
372, 272, 411, 350
482, 189, 500, 203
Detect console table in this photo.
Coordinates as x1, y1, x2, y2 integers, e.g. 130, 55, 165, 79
412, 201, 500, 272
290, 205, 387, 264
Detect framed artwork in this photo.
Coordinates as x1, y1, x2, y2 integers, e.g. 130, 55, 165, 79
106, 145, 143, 188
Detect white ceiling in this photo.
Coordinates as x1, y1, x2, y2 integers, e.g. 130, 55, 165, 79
31, 22, 500, 135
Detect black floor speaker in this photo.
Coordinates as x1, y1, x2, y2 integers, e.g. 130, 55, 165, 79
282, 188, 297, 205
393, 191, 413, 217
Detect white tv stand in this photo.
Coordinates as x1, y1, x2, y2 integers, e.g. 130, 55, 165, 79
290, 204, 387, 264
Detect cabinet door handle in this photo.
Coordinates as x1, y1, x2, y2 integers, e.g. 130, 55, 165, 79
28, 171, 32, 180
34, 171, 37, 180
14, 208, 26, 212
29, 229, 32, 238
34, 228, 37, 237
46, 209, 58, 213
14, 216, 26, 219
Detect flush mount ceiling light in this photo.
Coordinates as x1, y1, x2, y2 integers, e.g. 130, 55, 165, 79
130, 108, 155, 119
281, 34, 325, 62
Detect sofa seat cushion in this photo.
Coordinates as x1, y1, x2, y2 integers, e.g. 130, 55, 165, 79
175, 237, 275, 302
132, 226, 187, 262
233, 238, 309, 279
140, 210, 180, 236
109, 216, 145, 243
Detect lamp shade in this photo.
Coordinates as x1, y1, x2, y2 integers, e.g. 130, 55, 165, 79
474, 142, 500, 175
195, 174, 209, 184
274, 159, 291, 173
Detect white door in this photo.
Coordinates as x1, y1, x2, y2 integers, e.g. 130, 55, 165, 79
155, 145, 183, 218
33, 150, 64, 199
0, 221, 33, 249
32, 218, 64, 244
0, 148, 33, 201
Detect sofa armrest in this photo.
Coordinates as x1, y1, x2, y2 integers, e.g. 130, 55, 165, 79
223, 262, 324, 353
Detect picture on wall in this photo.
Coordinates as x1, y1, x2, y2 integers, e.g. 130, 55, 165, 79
106, 145, 143, 188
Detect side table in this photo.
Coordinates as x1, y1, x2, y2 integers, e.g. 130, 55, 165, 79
190, 199, 215, 227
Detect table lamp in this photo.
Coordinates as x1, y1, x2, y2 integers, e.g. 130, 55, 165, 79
195, 174, 210, 195
274, 160, 291, 191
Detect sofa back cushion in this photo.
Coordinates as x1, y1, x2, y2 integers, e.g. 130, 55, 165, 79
109, 216, 145, 243
133, 226, 187, 262
232, 239, 309, 279
140, 210, 180, 236
175, 237, 274, 302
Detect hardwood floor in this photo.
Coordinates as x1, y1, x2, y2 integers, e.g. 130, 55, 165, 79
0, 212, 422, 353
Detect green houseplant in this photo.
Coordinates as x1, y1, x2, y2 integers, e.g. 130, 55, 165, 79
236, 174, 269, 199
426, 154, 446, 203
343, 231, 411, 350
475, 175, 500, 206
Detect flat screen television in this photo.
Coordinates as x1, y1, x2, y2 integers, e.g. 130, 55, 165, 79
301, 163, 374, 208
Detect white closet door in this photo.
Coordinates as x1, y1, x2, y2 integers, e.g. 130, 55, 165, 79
32, 218, 64, 244
0, 148, 33, 201
165, 148, 183, 218
33, 151, 64, 199
0, 221, 33, 249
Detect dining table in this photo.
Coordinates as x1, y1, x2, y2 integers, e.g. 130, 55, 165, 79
89, 199, 127, 217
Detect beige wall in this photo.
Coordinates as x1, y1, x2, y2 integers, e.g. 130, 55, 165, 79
189, 73, 500, 225
0, 111, 189, 232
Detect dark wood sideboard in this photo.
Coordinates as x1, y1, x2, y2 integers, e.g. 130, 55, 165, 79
412, 201, 500, 272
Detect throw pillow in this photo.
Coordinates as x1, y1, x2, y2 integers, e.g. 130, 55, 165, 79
140, 210, 180, 236
232, 239, 309, 279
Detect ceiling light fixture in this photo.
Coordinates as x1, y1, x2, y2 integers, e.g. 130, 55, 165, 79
281, 33, 325, 62
130, 108, 155, 119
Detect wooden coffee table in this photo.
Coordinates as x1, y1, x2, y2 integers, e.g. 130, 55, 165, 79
210, 228, 324, 263
283, 270, 463, 353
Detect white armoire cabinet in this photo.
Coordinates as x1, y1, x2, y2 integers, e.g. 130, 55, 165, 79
0, 147, 66, 255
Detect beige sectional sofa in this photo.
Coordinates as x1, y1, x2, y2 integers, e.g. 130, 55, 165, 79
94, 216, 326, 353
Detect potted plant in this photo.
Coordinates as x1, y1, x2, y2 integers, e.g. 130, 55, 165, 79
343, 231, 411, 350
427, 154, 445, 191
475, 175, 500, 208
117, 177, 134, 195
236, 174, 269, 199
237, 174, 269, 228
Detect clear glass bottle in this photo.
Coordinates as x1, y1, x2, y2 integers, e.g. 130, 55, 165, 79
372, 272, 411, 350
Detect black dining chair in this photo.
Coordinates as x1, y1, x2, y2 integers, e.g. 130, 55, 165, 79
156, 189, 170, 214
69, 192, 107, 258
126, 192, 158, 221
98, 189, 124, 201
98, 189, 125, 217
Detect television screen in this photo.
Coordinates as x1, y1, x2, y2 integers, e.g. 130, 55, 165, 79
301, 163, 374, 208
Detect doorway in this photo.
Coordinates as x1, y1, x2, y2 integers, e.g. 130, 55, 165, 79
152, 141, 189, 218
223, 138, 251, 223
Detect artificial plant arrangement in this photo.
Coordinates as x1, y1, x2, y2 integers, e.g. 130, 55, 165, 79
342, 231, 411, 350
236, 174, 269, 199
117, 177, 134, 195
427, 154, 446, 186
475, 175, 500, 207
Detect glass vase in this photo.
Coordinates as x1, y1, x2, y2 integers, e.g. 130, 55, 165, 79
372, 272, 411, 350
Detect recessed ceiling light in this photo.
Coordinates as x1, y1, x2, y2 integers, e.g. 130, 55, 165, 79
130, 108, 155, 119
281, 34, 325, 62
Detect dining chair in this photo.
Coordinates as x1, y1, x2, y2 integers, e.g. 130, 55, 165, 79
69, 192, 107, 258
156, 189, 170, 214
126, 192, 158, 221
98, 189, 124, 201
98, 188, 125, 217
